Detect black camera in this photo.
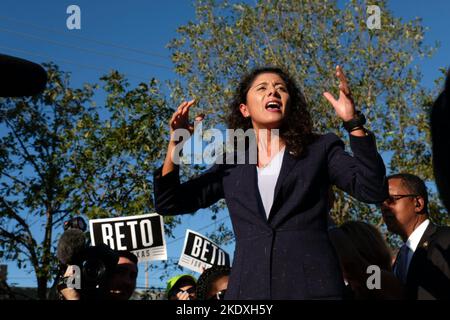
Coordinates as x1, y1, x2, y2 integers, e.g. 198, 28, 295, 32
63, 216, 87, 232
56, 217, 119, 300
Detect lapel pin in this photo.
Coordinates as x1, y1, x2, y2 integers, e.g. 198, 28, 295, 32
422, 241, 429, 248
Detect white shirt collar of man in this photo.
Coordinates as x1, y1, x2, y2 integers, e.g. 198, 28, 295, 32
394, 219, 430, 283
406, 219, 430, 253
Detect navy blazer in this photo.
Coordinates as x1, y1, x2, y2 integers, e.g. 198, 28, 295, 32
154, 132, 388, 299
403, 223, 450, 299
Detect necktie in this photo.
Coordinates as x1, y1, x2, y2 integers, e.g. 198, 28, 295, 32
395, 244, 410, 284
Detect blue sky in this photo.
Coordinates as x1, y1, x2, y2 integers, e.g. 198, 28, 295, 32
1, 0, 449, 291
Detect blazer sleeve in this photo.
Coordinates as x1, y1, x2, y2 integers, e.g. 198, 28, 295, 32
153, 164, 225, 215
326, 132, 388, 203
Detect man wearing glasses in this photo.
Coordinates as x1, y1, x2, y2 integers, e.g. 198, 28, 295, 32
380, 173, 450, 299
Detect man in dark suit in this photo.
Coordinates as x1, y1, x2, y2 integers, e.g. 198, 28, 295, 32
381, 173, 450, 299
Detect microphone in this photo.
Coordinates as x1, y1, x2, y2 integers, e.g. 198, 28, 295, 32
0, 53, 47, 97
56, 229, 87, 265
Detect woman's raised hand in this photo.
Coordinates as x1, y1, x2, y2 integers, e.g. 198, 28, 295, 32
169, 99, 205, 138
323, 65, 356, 122
162, 99, 205, 175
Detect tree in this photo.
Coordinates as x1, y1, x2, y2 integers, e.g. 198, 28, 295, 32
167, 0, 449, 236
0, 63, 174, 299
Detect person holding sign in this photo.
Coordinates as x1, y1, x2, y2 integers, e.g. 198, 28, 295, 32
154, 66, 388, 299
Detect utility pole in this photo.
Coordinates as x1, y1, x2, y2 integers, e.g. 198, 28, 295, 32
145, 261, 149, 290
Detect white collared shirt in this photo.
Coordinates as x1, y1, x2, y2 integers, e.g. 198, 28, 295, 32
402, 219, 430, 275
256, 147, 286, 219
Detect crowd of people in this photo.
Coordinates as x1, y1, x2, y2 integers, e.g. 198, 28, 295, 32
329, 173, 450, 299
166, 265, 231, 301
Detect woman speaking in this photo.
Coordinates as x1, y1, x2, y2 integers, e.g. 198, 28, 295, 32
154, 66, 388, 299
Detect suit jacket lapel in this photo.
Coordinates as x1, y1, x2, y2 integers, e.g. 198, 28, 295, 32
407, 222, 437, 283
417, 223, 437, 249
267, 150, 299, 222
235, 148, 269, 224
239, 148, 300, 224
240, 163, 268, 221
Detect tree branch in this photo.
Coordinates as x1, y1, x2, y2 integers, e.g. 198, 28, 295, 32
4, 118, 46, 186
0, 226, 37, 267
0, 171, 29, 188
51, 210, 72, 227
0, 197, 38, 251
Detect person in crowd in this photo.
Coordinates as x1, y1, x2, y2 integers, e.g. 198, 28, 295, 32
431, 69, 450, 214
59, 250, 138, 300
329, 221, 404, 299
381, 173, 450, 299
154, 65, 388, 299
107, 250, 138, 300
196, 265, 231, 300
166, 274, 197, 300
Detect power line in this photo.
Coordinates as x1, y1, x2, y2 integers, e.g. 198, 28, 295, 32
0, 45, 150, 81
0, 27, 172, 70
0, 15, 171, 61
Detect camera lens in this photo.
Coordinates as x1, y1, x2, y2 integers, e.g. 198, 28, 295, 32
83, 258, 106, 286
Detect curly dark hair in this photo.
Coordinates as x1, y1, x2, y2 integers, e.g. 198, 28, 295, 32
196, 265, 231, 300
227, 66, 316, 158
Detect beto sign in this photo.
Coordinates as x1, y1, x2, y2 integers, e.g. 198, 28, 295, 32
89, 213, 167, 262
178, 229, 230, 273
